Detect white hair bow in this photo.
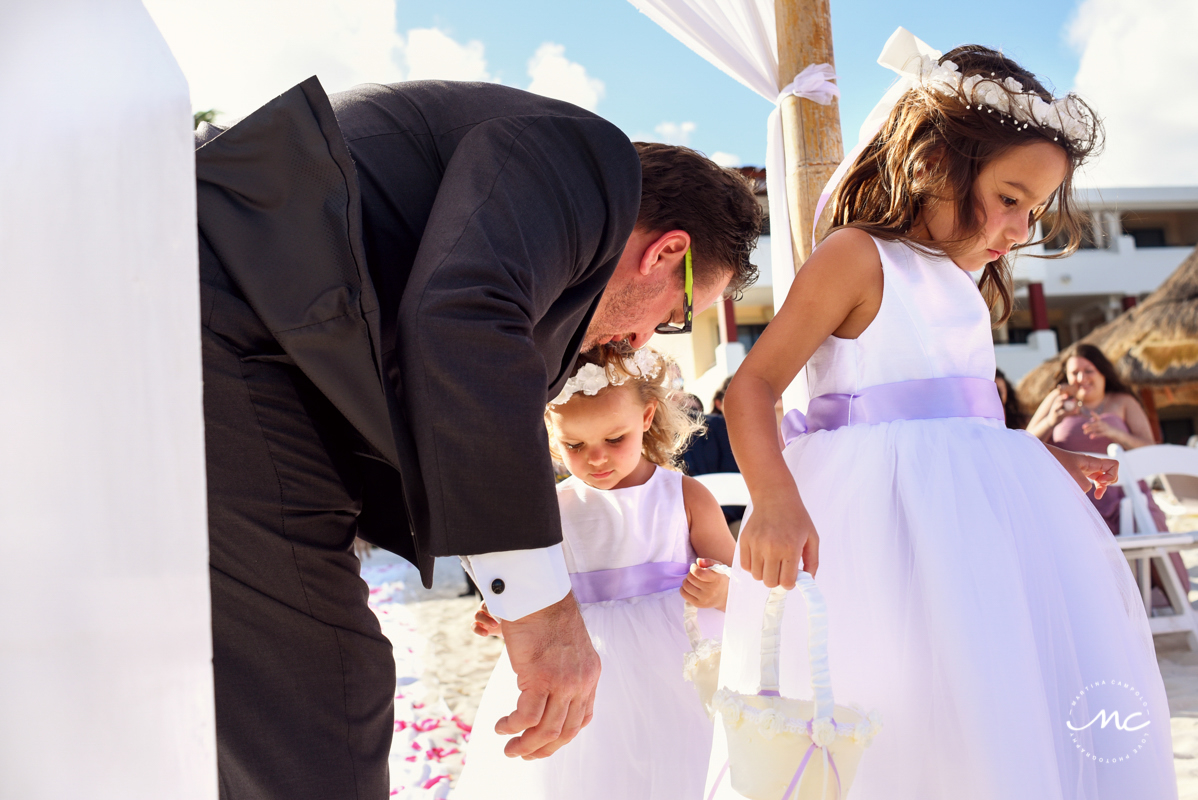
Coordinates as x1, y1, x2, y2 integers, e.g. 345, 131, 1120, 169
858, 28, 942, 144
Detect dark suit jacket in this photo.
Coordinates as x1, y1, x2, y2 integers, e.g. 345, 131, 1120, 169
194, 78, 640, 585
682, 414, 739, 476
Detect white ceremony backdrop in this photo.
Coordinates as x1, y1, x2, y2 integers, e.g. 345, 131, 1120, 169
0, 1, 216, 797
627, 0, 824, 412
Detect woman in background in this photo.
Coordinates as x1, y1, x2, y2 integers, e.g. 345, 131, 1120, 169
1027, 343, 1156, 532
1028, 344, 1189, 604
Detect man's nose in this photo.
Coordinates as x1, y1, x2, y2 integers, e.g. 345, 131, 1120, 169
625, 330, 656, 350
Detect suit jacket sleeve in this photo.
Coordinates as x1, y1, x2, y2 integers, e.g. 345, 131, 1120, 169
397, 113, 640, 557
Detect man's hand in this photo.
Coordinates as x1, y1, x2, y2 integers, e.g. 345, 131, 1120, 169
496, 592, 600, 760
1046, 444, 1119, 499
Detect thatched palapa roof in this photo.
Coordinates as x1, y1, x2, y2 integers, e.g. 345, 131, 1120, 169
1017, 245, 1198, 409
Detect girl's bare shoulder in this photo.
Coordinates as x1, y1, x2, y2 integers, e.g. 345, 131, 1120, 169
809, 227, 883, 274
680, 473, 720, 507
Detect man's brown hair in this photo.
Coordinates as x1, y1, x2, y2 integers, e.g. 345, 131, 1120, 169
635, 142, 762, 299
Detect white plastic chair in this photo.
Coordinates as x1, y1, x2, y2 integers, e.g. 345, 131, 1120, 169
1107, 443, 1198, 650
692, 472, 751, 507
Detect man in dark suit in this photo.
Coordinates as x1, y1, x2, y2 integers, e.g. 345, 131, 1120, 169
196, 77, 761, 799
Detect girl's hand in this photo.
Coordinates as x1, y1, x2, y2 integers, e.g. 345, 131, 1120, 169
1046, 444, 1119, 499
472, 602, 503, 638
681, 558, 730, 611
739, 493, 819, 589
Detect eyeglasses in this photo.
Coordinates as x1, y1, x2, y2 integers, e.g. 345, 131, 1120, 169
654, 248, 693, 335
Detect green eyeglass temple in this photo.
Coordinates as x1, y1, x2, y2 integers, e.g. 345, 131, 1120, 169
654, 248, 694, 335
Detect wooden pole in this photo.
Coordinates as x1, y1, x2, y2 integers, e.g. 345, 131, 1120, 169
775, 0, 844, 268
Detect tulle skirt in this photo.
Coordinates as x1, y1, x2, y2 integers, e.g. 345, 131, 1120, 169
708, 418, 1177, 800
456, 589, 721, 800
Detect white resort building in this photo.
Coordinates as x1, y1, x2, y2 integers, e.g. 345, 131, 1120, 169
657, 178, 1198, 411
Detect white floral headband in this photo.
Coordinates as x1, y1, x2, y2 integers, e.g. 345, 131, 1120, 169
874, 28, 1093, 147
549, 349, 663, 407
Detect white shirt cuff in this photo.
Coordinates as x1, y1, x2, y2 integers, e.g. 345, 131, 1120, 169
460, 543, 572, 621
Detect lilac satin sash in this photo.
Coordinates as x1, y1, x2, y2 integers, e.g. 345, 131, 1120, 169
782, 376, 1003, 445
569, 561, 689, 604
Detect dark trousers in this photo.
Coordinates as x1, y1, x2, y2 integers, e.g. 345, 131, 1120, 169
201, 254, 394, 800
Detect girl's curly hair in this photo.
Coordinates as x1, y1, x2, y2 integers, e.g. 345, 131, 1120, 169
829, 44, 1102, 323
546, 344, 703, 471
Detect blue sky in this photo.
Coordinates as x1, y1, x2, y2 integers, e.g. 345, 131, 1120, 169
147, 0, 1196, 186
395, 0, 1085, 166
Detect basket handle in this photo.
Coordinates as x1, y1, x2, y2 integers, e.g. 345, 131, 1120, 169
759, 572, 834, 720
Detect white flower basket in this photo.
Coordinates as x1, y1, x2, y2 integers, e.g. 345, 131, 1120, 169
711, 574, 880, 800
682, 600, 722, 714
682, 562, 732, 715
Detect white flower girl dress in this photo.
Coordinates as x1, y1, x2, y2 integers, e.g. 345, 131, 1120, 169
710, 237, 1176, 799
456, 466, 722, 800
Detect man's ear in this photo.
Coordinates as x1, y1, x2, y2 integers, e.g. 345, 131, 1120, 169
639, 230, 691, 277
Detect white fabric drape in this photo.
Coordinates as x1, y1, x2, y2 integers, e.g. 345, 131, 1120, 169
0, 1, 215, 796
626, 0, 828, 411
624, 0, 778, 98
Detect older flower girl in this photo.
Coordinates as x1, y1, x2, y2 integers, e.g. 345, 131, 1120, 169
716, 31, 1176, 799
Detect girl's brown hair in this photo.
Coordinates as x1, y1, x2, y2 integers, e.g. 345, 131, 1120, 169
546, 344, 703, 471
829, 45, 1102, 323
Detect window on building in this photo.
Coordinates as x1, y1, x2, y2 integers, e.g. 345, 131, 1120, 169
1128, 228, 1167, 248
1005, 326, 1062, 345
737, 324, 768, 351
1121, 210, 1198, 247
1042, 213, 1106, 251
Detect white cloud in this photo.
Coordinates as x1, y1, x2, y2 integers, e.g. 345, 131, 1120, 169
526, 43, 605, 112
653, 121, 696, 146
405, 28, 492, 82
144, 0, 405, 121
1069, 0, 1198, 186
710, 151, 742, 167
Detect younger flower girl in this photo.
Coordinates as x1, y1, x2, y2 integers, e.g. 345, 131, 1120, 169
455, 344, 734, 800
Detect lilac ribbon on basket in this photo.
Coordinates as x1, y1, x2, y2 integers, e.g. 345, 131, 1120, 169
782, 741, 843, 800
569, 561, 689, 604
782, 376, 1004, 445
707, 733, 844, 800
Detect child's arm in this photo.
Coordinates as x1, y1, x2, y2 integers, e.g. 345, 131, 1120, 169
680, 475, 735, 611
724, 228, 884, 590
1044, 444, 1119, 499
472, 602, 503, 638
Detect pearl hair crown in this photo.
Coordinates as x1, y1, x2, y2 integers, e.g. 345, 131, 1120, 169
910, 52, 1093, 147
